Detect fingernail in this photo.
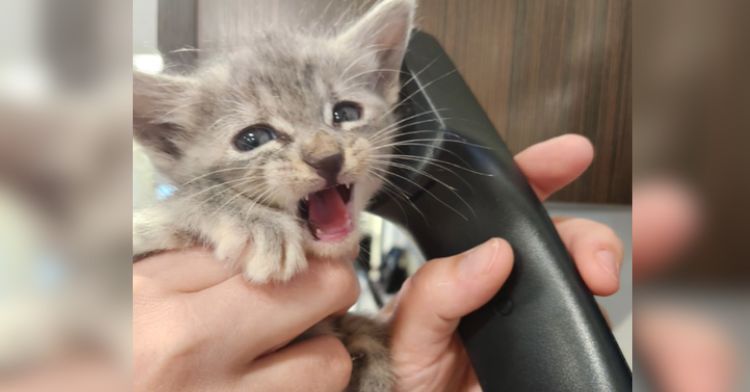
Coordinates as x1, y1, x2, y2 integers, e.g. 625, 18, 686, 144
459, 239, 500, 280
596, 250, 620, 280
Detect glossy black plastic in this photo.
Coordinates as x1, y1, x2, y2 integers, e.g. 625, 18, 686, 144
368, 31, 631, 391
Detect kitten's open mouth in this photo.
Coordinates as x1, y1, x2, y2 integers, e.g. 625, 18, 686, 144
298, 183, 354, 242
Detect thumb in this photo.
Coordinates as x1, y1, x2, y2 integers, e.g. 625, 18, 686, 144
390, 238, 514, 357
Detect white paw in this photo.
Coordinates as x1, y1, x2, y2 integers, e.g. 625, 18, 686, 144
241, 223, 307, 283
201, 214, 307, 283
205, 215, 247, 263
133, 207, 190, 257
212, 232, 248, 264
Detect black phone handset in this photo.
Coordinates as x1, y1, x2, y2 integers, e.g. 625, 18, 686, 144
368, 31, 631, 391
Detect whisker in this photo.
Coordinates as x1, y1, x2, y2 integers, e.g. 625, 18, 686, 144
369, 154, 475, 191
367, 170, 428, 225
379, 161, 456, 191
370, 153, 493, 177
386, 56, 442, 109
371, 141, 476, 169
182, 175, 265, 206
340, 67, 410, 86
378, 68, 458, 123
369, 166, 469, 221
371, 162, 477, 218
366, 110, 456, 145
244, 186, 277, 218
340, 46, 390, 80
368, 116, 453, 144
369, 178, 412, 225
179, 167, 250, 186
213, 183, 260, 214
376, 137, 493, 151
372, 128, 455, 140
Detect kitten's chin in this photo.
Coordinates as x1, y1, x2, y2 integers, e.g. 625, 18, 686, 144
304, 227, 362, 260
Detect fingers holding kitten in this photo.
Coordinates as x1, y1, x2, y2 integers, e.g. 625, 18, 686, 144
241, 335, 353, 392
136, 246, 360, 367
200, 256, 360, 362
134, 201, 360, 364
134, 247, 236, 292
134, 249, 359, 391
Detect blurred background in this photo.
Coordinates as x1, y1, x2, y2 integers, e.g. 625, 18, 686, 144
633, 0, 750, 390
0, 0, 130, 390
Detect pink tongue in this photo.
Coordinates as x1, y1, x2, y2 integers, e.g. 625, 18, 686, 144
308, 187, 350, 232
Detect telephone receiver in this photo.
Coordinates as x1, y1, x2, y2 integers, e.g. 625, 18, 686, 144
368, 31, 632, 391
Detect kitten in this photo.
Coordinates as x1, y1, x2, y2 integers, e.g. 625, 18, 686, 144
133, 0, 416, 390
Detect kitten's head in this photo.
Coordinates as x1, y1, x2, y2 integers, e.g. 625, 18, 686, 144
134, 0, 415, 258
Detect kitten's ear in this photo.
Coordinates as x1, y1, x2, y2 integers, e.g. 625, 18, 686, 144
133, 71, 194, 169
338, 0, 416, 101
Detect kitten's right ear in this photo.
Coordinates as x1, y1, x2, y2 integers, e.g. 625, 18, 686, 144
133, 71, 194, 168
337, 0, 416, 102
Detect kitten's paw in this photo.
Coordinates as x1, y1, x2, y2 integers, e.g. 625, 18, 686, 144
133, 207, 191, 259
204, 214, 306, 283
335, 314, 394, 392
241, 223, 307, 283
199, 215, 247, 265
212, 230, 248, 264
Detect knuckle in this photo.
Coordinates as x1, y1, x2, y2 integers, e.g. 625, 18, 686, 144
320, 338, 353, 389
407, 263, 436, 298
591, 223, 623, 253
162, 300, 209, 359
326, 262, 360, 309
135, 298, 206, 375
294, 337, 352, 391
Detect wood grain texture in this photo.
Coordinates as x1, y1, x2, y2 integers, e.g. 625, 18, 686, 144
188, 0, 631, 203
417, 0, 631, 203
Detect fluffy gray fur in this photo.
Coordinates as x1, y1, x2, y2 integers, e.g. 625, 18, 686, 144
133, 0, 416, 390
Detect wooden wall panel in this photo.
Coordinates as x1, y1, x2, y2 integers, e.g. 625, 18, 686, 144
416, 0, 631, 203
176, 0, 631, 203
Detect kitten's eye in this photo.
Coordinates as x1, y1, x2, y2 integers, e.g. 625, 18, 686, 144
233, 124, 277, 151
332, 101, 362, 124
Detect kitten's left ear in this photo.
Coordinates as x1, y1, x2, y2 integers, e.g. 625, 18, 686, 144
133, 71, 195, 172
338, 0, 416, 102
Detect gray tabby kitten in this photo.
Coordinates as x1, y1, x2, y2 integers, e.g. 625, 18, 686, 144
133, 0, 416, 390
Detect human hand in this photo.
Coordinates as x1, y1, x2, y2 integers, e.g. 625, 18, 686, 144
386, 134, 626, 391
633, 181, 737, 392
133, 249, 359, 391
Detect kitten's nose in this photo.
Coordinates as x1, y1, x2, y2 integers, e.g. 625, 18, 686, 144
304, 153, 344, 186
